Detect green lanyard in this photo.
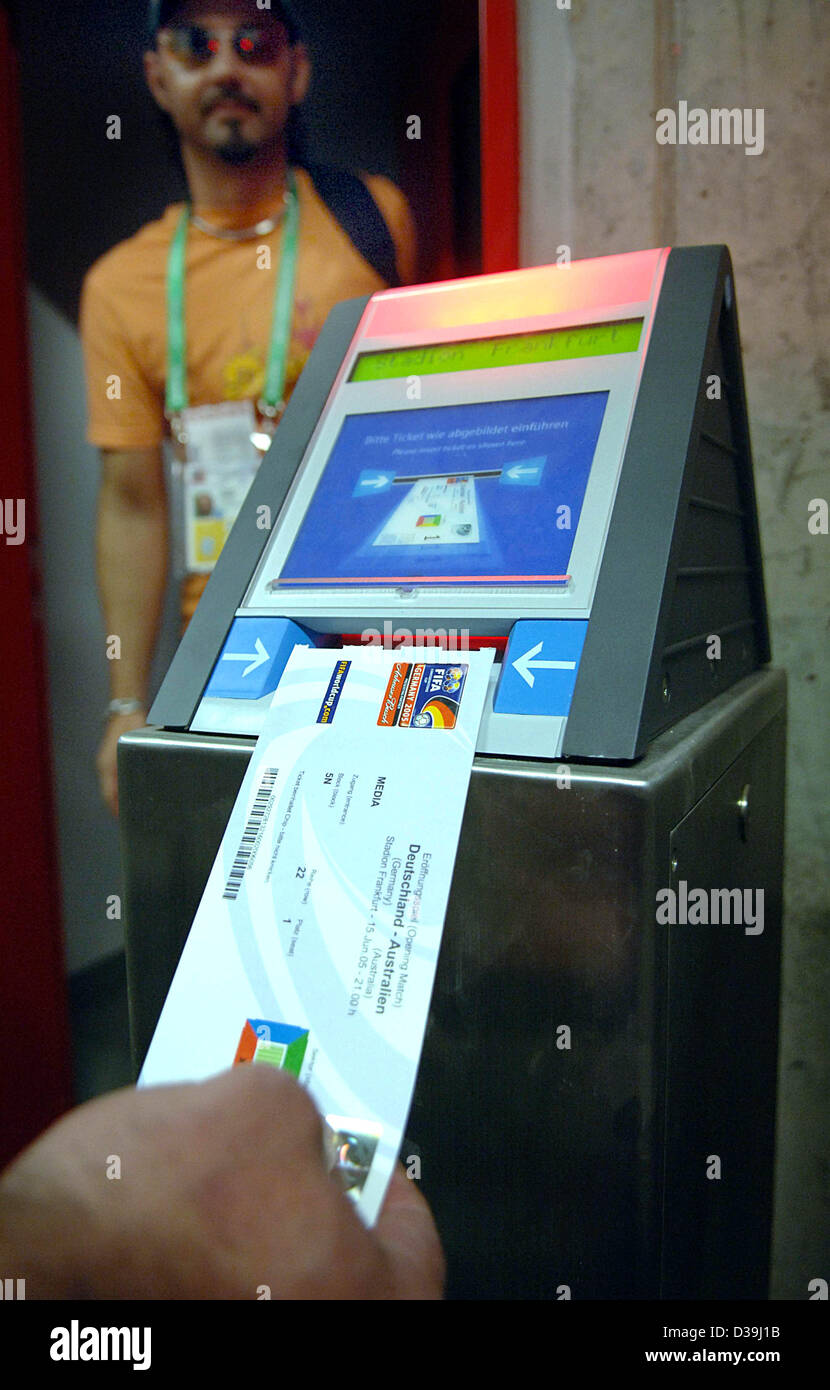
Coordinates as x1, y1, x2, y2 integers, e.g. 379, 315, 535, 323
165, 168, 300, 428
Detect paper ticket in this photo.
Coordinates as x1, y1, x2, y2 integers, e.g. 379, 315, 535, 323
139, 643, 494, 1225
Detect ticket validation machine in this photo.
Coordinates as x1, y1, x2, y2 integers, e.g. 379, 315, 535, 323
120, 246, 785, 1299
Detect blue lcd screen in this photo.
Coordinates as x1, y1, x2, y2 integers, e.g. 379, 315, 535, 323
275, 392, 608, 587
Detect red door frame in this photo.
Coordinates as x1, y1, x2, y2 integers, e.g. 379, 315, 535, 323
479, 0, 520, 273
0, 4, 73, 1168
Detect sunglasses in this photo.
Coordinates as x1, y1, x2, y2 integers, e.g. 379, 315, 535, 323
160, 23, 291, 66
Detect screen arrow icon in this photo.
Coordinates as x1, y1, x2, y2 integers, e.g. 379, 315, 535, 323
221, 637, 269, 678
353, 469, 395, 497
513, 641, 577, 688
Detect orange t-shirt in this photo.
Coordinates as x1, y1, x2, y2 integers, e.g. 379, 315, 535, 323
80, 166, 416, 450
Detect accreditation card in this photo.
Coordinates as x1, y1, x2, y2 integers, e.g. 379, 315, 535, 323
139, 643, 495, 1225
180, 401, 261, 573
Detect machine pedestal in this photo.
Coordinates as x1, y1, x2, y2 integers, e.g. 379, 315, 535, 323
121, 667, 785, 1299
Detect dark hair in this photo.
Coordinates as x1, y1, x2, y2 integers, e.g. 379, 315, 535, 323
147, 1, 303, 47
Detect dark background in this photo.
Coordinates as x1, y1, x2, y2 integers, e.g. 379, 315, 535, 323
12, 0, 481, 321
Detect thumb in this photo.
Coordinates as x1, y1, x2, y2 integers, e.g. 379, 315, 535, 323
373, 1165, 445, 1299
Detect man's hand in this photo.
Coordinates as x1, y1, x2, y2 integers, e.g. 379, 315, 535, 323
97, 710, 148, 817
0, 1067, 444, 1300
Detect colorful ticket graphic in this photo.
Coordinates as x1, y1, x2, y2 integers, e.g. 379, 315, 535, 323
234, 1018, 309, 1075
373, 475, 479, 547
378, 662, 469, 729
139, 644, 494, 1226
317, 659, 350, 724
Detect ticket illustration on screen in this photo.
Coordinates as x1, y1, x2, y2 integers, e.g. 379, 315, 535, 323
373, 476, 480, 547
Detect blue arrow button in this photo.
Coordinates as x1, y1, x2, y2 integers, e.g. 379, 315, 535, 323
495, 619, 588, 716
205, 617, 314, 700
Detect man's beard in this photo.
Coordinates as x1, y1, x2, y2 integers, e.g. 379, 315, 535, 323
214, 122, 259, 165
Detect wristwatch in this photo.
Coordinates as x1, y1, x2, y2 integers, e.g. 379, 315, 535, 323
104, 698, 145, 721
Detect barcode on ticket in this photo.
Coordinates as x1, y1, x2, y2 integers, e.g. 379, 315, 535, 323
222, 767, 279, 900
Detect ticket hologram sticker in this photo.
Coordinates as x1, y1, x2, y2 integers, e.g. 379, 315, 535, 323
139, 643, 495, 1226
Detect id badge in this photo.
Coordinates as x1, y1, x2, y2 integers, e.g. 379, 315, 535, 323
179, 401, 261, 573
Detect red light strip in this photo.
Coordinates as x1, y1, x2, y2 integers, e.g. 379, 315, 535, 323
272, 574, 572, 585
362, 249, 665, 339
341, 634, 509, 650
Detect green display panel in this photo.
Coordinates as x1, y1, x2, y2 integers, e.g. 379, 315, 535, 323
350, 318, 643, 383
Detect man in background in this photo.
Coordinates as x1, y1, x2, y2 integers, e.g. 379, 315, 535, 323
82, 0, 416, 813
